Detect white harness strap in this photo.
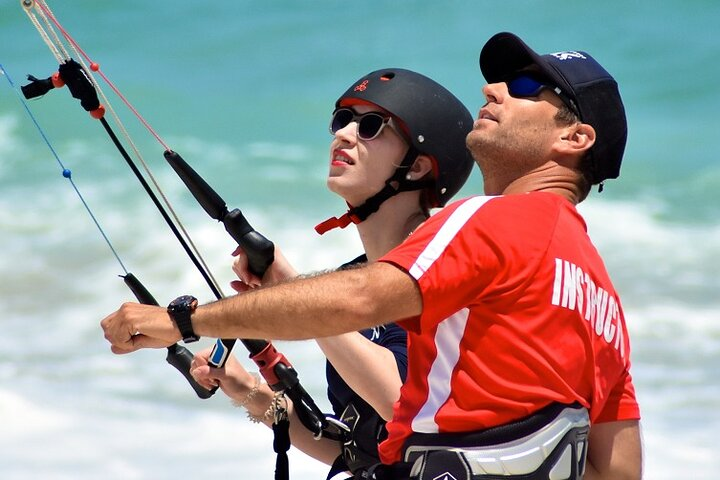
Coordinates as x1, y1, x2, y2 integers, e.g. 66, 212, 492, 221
404, 405, 590, 480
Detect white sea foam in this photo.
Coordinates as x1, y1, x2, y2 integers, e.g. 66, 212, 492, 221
580, 197, 720, 303
0, 114, 20, 155
0, 386, 328, 479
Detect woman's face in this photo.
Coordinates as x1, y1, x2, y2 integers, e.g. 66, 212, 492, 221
326, 104, 409, 206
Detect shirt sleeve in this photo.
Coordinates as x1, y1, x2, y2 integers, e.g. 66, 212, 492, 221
594, 367, 641, 423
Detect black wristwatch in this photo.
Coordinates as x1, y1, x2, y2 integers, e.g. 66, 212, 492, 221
167, 295, 200, 343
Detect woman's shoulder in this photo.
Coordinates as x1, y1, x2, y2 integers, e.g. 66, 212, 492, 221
359, 323, 407, 347
338, 254, 368, 270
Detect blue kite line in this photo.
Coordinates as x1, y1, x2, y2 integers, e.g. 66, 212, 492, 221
1, 62, 128, 274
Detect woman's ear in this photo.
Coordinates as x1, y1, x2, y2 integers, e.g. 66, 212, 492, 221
407, 154, 434, 181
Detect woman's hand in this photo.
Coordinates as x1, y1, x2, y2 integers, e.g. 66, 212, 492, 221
230, 245, 299, 292
190, 347, 256, 401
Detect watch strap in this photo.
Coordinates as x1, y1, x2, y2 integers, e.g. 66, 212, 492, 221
168, 295, 200, 343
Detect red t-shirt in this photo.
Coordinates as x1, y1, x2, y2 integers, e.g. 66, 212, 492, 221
377, 193, 640, 464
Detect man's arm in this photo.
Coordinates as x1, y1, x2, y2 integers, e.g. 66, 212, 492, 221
101, 261, 421, 353
584, 420, 642, 480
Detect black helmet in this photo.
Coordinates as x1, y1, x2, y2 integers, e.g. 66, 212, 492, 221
336, 68, 474, 207
316, 68, 474, 234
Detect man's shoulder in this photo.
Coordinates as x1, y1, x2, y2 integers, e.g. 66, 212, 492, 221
396, 193, 572, 256
428, 195, 496, 221
435, 193, 568, 223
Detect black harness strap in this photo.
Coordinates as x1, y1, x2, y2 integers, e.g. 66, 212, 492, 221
403, 402, 577, 449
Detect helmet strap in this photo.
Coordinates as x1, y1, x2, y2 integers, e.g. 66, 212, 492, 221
315, 146, 431, 235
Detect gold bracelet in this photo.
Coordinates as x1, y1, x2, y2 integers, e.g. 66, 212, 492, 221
231, 372, 262, 409
247, 391, 287, 424
246, 399, 275, 424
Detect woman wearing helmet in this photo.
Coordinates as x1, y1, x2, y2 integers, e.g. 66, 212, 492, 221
190, 68, 473, 479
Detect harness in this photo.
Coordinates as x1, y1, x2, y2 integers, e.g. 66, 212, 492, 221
363, 403, 590, 480
327, 398, 388, 480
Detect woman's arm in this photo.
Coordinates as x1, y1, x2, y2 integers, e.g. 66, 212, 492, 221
191, 348, 341, 466
317, 331, 404, 421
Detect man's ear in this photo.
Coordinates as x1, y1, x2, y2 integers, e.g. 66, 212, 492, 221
556, 123, 596, 156
407, 154, 434, 181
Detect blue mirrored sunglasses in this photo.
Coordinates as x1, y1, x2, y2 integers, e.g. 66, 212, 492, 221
329, 107, 393, 141
507, 74, 579, 116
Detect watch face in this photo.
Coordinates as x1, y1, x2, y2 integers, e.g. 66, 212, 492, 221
170, 295, 196, 310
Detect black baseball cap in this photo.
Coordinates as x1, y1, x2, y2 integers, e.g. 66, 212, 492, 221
479, 32, 627, 184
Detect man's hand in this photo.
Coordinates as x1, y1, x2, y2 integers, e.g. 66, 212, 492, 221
100, 302, 181, 354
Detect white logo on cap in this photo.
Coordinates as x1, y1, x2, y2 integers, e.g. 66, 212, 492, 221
551, 51, 587, 61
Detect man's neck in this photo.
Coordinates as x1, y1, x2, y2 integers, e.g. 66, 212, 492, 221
491, 164, 584, 205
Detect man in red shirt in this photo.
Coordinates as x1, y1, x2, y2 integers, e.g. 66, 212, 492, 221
102, 32, 642, 479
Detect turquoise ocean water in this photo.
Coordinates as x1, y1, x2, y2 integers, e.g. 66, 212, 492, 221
1, 1, 718, 478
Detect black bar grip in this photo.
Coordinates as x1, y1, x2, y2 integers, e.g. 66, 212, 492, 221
224, 209, 274, 277
122, 272, 159, 306
163, 150, 227, 220
166, 344, 213, 399
163, 150, 275, 277
123, 273, 212, 399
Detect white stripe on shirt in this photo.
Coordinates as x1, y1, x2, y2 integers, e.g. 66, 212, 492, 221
411, 307, 470, 433
408, 196, 495, 280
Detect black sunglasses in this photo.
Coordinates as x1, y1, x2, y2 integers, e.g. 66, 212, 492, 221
329, 107, 394, 141
507, 74, 579, 116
